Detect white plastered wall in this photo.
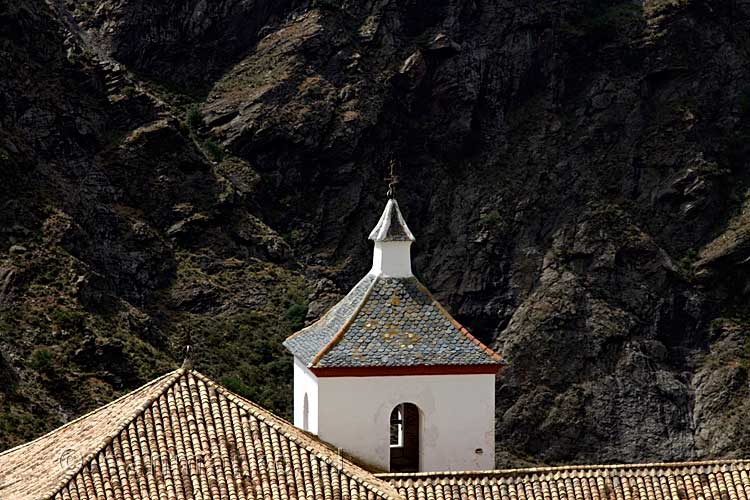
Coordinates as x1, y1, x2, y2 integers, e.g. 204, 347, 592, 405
315, 373, 495, 472
293, 358, 320, 434
371, 241, 413, 277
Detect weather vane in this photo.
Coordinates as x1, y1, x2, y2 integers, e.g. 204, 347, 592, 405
385, 157, 399, 198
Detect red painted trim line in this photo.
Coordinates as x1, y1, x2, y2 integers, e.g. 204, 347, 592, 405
310, 364, 502, 377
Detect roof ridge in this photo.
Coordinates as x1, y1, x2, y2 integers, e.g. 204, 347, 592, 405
0, 369, 179, 460
189, 369, 403, 500
286, 273, 376, 344
310, 273, 381, 367
45, 368, 186, 500
412, 278, 502, 364
375, 458, 750, 479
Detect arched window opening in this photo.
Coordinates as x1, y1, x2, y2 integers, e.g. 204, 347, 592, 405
389, 403, 419, 472
390, 404, 404, 447
303, 393, 310, 431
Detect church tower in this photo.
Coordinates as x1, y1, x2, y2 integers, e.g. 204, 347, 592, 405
284, 190, 502, 472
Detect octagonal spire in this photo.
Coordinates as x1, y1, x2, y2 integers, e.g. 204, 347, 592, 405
368, 198, 415, 242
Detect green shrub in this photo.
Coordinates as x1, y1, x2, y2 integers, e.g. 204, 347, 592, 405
679, 248, 699, 269
49, 308, 85, 330
29, 348, 54, 374
187, 107, 204, 130
221, 376, 256, 401
480, 209, 502, 227
177, 120, 190, 137
205, 139, 224, 162
122, 86, 136, 98
75, 1, 94, 16
284, 303, 308, 331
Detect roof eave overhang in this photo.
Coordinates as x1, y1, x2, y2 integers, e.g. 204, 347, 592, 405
310, 364, 502, 377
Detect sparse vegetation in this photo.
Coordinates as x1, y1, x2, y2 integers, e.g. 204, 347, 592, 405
560, 1, 642, 47
311, 0, 340, 10
121, 85, 136, 98
71, 0, 96, 17
29, 348, 54, 374
187, 106, 204, 130
679, 248, 699, 270
284, 302, 308, 331
204, 139, 224, 162
480, 208, 503, 228
221, 376, 256, 401
156, 254, 310, 418
66, 47, 95, 66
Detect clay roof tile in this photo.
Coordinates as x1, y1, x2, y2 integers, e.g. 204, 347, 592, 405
0, 369, 401, 500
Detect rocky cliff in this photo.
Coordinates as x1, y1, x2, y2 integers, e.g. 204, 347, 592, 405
2, 0, 750, 466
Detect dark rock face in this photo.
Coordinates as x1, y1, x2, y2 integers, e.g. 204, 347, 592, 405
2, 0, 750, 465
79, 0, 293, 86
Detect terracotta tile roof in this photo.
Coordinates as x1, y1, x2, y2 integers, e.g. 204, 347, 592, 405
0, 369, 401, 500
368, 199, 415, 242
3, 368, 750, 500
378, 460, 750, 500
284, 275, 502, 369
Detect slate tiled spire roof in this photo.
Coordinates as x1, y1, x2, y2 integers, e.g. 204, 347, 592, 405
0, 369, 401, 500
284, 275, 500, 369
283, 197, 501, 371
379, 460, 750, 500
368, 198, 415, 242
284, 273, 377, 366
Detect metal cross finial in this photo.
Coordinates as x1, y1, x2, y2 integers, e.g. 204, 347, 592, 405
386, 158, 399, 198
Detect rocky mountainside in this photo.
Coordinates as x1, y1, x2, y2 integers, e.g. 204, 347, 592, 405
2, 0, 750, 466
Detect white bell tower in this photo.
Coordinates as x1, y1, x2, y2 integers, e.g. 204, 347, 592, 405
284, 189, 502, 472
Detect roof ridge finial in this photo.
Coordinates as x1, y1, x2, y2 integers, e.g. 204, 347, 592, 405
385, 157, 399, 199
181, 344, 194, 371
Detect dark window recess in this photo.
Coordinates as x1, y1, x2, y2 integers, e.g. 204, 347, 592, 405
390, 403, 419, 472
390, 405, 403, 447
